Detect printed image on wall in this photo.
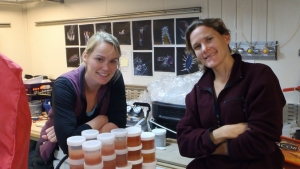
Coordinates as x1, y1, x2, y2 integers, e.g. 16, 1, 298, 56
64, 25, 79, 46
113, 21, 131, 45
176, 47, 199, 76
176, 17, 199, 44
80, 47, 86, 63
133, 52, 153, 76
79, 24, 95, 46
132, 20, 152, 50
66, 48, 80, 67
154, 47, 175, 72
153, 19, 174, 45
95, 22, 112, 34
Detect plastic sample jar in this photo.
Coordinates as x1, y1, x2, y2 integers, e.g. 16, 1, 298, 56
111, 128, 128, 150
128, 157, 143, 169
67, 136, 86, 160
68, 158, 84, 169
141, 132, 155, 150
126, 126, 142, 147
102, 153, 116, 169
82, 140, 102, 166
142, 160, 157, 169
127, 144, 142, 161
81, 129, 99, 141
84, 162, 103, 169
97, 133, 115, 156
141, 148, 156, 163
116, 162, 132, 169
115, 149, 128, 168
151, 129, 166, 147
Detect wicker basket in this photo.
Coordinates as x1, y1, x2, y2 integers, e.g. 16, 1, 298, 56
125, 85, 147, 101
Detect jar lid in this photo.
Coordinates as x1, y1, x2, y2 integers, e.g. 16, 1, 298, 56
141, 148, 155, 154
128, 144, 142, 151
84, 162, 103, 169
128, 157, 143, 165
142, 160, 157, 166
82, 140, 102, 151
111, 128, 128, 137
67, 136, 86, 146
116, 162, 132, 169
115, 148, 128, 155
102, 153, 116, 161
81, 129, 99, 139
67, 158, 84, 165
97, 133, 115, 143
126, 126, 142, 137
141, 132, 155, 140
152, 128, 166, 135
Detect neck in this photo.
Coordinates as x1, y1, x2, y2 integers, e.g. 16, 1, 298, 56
84, 74, 101, 94
213, 54, 234, 83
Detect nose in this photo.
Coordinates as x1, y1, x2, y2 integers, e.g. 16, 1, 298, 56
101, 61, 110, 71
201, 44, 210, 53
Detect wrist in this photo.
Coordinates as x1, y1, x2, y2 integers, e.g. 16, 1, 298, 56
210, 127, 227, 145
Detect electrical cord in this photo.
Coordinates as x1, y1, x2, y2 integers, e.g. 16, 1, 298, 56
54, 155, 68, 169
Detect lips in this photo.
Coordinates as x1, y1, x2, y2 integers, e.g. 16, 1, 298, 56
204, 52, 216, 59
97, 72, 109, 77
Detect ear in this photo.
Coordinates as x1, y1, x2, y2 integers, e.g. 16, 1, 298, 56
223, 34, 231, 44
82, 52, 88, 63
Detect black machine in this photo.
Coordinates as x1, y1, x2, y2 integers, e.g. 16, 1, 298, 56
151, 101, 186, 139
126, 102, 151, 131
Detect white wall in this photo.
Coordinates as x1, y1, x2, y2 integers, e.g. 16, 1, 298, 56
1, 0, 299, 103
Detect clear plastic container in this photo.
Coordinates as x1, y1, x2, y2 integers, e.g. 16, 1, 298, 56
84, 162, 103, 169
128, 144, 142, 161
116, 162, 132, 169
142, 160, 157, 169
111, 128, 128, 150
82, 140, 102, 166
81, 129, 99, 140
152, 128, 166, 148
102, 153, 116, 169
126, 126, 142, 147
97, 133, 115, 156
115, 149, 128, 168
141, 148, 156, 163
68, 158, 84, 169
141, 132, 155, 150
67, 136, 86, 160
128, 157, 143, 169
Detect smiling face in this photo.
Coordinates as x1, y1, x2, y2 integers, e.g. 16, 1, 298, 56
190, 25, 231, 69
82, 42, 119, 87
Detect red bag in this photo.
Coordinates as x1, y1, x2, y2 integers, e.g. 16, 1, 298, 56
0, 53, 32, 168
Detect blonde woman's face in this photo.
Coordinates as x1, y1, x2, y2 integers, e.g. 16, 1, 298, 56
83, 42, 119, 86
190, 25, 230, 69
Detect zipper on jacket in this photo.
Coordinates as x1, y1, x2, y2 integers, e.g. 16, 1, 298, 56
223, 96, 245, 103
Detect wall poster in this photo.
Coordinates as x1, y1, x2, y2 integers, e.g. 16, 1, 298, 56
66, 48, 80, 68
153, 19, 174, 45
176, 17, 199, 44
113, 21, 131, 45
176, 47, 199, 76
133, 52, 153, 76
132, 20, 152, 50
79, 24, 95, 46
64, 25, 79, 46
95, 22, 112, 34
154, 47, 175, 72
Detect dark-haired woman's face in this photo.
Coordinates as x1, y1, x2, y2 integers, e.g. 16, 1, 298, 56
190, 25, 231, 69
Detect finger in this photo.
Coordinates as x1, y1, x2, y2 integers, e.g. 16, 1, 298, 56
42, 135, 48, 140
45, 126, 54, 133
49, 136, 57, 143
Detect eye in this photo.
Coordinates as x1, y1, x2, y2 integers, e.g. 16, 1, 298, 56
193, 44, 201, 50
110, 59, 119, 65
207, 37, 213, 42
95, 57, 104, 62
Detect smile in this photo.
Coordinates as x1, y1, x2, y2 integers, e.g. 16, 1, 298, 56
97, 72, 109, 77
204, 52, 216, 59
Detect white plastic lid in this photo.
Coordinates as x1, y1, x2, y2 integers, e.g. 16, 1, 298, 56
82, 140, 102, 151
142, 160, 157, 166
97, 133, 115, 143
81, 129, 99, 139
115, 148, 128, 155
67, 158, 84, 165
128, 157, 143, 165
102, 153, 116, 161
67, 136, 86, 146
126, 126, 142, 137
84, 162, 103, 169
116, 162, 132, 169
111, 128, 128, 137
141, 132, 155, 140
141, 148, 155, 154
127, 144, 142, 151
152, 128, 166, 135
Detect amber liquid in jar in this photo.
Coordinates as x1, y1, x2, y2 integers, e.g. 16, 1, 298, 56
103, 159, 116, 169
84, 151, 102, 165
132, 163, 142, 169
141, 152, 156, 163
114, 138, 127, 150
127, 136, 141, 147
141, 139, 154, 150
116, 154, 128, 167
102, 144, 115, 156
68, 147, 84, 160
128, 149, 141, 161
70, 164, 84, 169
